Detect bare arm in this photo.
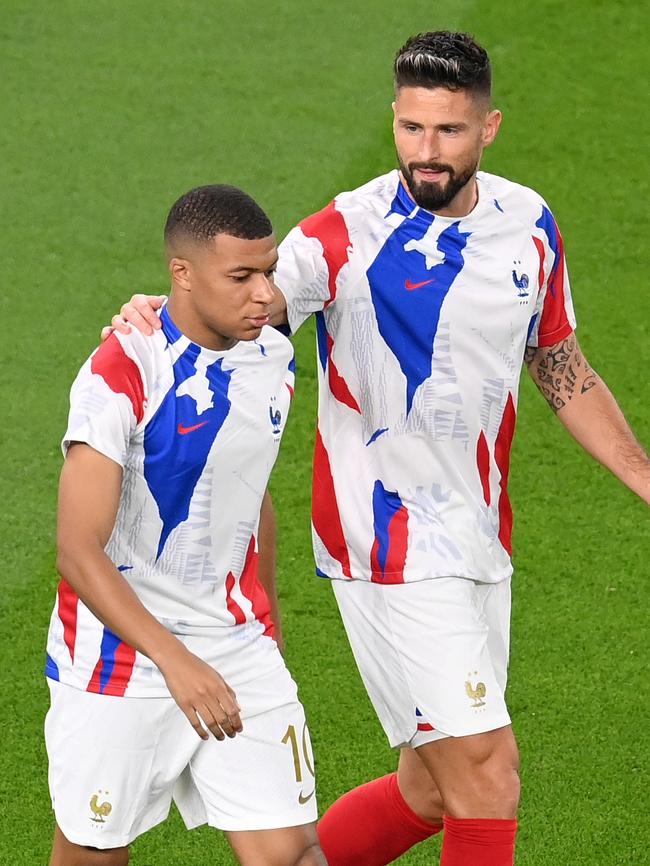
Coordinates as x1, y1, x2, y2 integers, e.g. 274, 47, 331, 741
58, 443, 243, 739
257, 489, 283, 652
525, 334, 650, 503
101, 285, 288, 339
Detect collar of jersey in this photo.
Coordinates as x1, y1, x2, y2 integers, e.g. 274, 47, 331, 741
160, 305, 235, 361
392, 171, 488, 226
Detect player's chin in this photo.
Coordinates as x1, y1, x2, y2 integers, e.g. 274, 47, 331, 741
239, 318, 269, 340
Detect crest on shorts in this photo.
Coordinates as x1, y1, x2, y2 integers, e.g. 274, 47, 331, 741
89, 791, 112, 823
465, 673, 487, 708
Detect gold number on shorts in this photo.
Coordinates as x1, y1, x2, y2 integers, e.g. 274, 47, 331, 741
282, 722, 315, 783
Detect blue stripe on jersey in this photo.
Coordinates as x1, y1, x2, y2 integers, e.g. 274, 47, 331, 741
526, 312, 538, 343
385, 181, 417, 219
315, 311, 328, 372
535, 206, 561, 297
288, 355, 296, 374
97, 626, 121, 693
367, 215, 470, 415
371, 480, 404, 576
366, 427, 388, 446
144, 312, 234, 559
45, 653, 60, 681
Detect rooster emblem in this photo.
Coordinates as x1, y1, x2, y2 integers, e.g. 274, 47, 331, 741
465, 677, 487, 708
89, 793, 112, 823
512, 261, 530, 297
269, 404, 282, 435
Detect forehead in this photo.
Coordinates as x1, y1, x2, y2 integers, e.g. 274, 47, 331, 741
394, 86, 483, 121
203, 232, 278, 269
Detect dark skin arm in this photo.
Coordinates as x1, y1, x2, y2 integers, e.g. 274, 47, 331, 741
57, 443, 244, 740
257, 489, 284, 652
525, 334, 650, 503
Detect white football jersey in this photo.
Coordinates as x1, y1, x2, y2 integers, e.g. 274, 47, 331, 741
276, 170, 576, 584
46, 307, 295, 696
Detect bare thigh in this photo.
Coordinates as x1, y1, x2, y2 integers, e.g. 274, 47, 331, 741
50, 825, 129, 866
226, 822, 326, 866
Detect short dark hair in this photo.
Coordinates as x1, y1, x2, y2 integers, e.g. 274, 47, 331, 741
394, 31, 491, 101
164, 184, 273, 248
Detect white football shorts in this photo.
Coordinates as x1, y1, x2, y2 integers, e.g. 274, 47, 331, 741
332, 575, 512, 748
45, 632, 317, 849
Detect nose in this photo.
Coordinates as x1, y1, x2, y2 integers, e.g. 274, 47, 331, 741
419, 130, 440, 163
251, 273, 275, 305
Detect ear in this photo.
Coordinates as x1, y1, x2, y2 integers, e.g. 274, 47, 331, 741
168, 257, 192, 293
482, 109, 502, 147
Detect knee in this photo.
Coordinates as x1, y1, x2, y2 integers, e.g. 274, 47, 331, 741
50, 831, 129, 866
465, 737, 520, 815
399, 774, 444, 825
291, 841, 327, 866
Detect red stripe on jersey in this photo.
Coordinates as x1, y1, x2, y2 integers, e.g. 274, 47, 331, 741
417, 722, 435, 732
86, 657, 103, 694
385, 507, 409, 583
326, 333, 361, 413
57, 579, 79, 663
538, 222, 571, 346
476, 430, 491, 506
225, 571, 247, 625
532, 235, 546, 296
494, 393, 517, 555
313, 428, 352, 577
286, 382, 295, 398
299, 200, 350, 307
90, 334, 145, 423
102, 642, 136, 697
239, 535, 275, 638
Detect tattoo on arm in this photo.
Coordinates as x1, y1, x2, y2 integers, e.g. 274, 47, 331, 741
526, 335, 599, 413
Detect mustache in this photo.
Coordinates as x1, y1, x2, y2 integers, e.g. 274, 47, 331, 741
409, 161, 455, 176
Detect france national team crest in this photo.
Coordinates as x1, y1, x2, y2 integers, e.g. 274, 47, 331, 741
269, 396, 282, 438
512, 260, 529, 299
367, 210, 470, 415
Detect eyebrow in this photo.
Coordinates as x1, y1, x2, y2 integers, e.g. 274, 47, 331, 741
398, 118, 469, 130
228, 258, 278, 274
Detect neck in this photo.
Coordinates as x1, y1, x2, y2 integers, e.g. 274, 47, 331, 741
166, 292, 236, 352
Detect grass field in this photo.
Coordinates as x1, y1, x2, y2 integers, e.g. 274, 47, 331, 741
1, 1, 648, 863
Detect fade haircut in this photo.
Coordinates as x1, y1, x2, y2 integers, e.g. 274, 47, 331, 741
394, 31, 491, 102
164, 184, 273, 249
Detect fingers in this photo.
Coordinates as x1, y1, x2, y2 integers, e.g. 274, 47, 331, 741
121, 294, 166, 335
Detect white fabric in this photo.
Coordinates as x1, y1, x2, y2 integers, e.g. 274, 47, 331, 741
45, 636, 317, 847
277, 170, 576, 585
332, 576, 512, 747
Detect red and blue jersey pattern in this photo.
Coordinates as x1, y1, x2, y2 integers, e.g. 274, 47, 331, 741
278, 170, 576, 584
46, 307, 294, 696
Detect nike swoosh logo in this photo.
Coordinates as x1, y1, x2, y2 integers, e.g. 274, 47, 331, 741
298, 789, 315, 805
405, 278, 436, 290
177, 421, 209, 435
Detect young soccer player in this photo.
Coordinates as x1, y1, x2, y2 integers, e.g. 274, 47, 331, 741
45, 185, 325, 866
108, 32, 650, 866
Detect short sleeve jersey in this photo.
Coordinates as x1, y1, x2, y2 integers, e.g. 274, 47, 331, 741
276, 170, 576, 584
45, 307, 295, 696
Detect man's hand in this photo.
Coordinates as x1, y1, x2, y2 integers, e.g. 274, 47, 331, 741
100, 294, 167, 341
158, 643, 243, 741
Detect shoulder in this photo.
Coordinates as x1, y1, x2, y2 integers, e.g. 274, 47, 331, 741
297, 170, 399, 240
478, 171, 550, 227
85, 330, 162, 421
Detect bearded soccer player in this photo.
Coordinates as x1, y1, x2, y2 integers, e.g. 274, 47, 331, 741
106, 32, 650, 866
45, 185, 326, 866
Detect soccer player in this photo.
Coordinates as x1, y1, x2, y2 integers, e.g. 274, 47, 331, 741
107, 33, 650, 866
45, 185, 326, 866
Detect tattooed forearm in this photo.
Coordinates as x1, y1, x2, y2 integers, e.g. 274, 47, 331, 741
526, 335, 600, 413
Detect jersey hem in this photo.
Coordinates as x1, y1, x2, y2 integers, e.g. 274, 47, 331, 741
318, 565, 514, 584
45, 671, 172, 699
534, 322, 575, 347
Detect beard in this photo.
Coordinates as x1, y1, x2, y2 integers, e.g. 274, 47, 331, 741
398, 154, 478, 212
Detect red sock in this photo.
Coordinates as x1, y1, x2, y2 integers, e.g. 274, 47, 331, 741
318, 772, 442, 866
441, 816, 518, 866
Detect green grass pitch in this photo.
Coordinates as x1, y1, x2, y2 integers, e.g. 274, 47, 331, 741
1, 1, 648, 863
